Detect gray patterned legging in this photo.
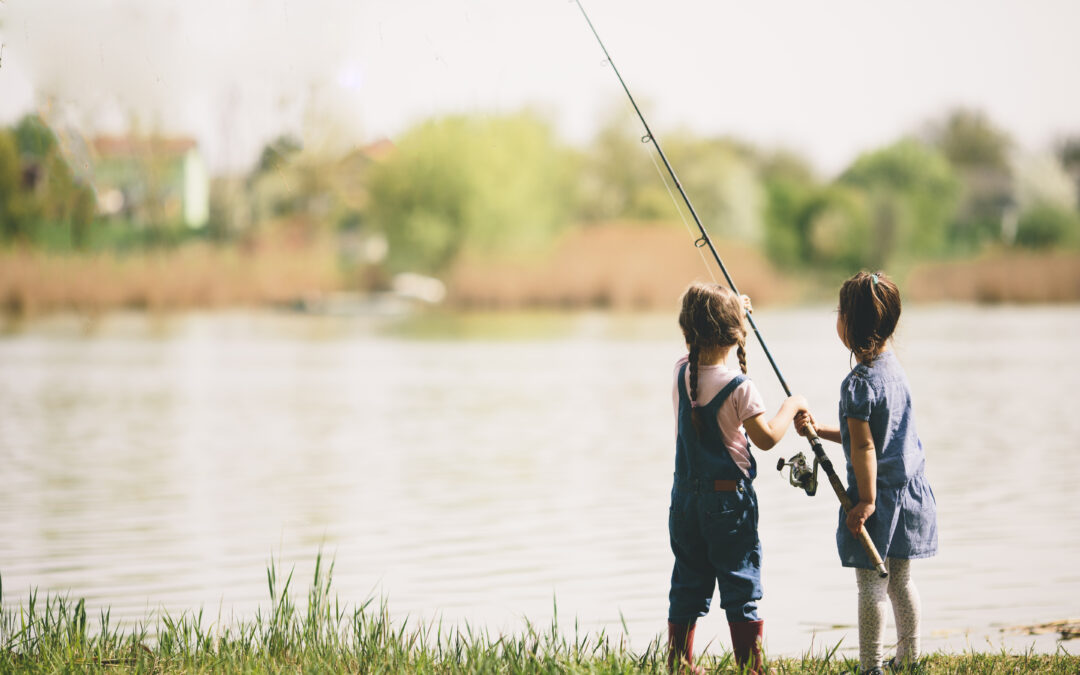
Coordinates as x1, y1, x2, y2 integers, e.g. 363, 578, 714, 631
855, 558, 921, 671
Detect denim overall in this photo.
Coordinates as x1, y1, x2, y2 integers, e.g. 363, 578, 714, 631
668, 363, 762, 624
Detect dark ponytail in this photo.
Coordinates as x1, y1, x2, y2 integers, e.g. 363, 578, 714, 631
838, 271, 901, 364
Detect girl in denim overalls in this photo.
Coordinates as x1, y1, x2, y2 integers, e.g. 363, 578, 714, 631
796, 272, 938, 675
667, 283, 808, 674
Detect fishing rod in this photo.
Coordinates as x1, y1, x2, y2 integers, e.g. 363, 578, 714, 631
573, 0, 887, 577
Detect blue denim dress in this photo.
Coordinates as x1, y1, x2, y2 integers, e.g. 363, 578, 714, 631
668, 363, 762, 624
837, 350, 938, 569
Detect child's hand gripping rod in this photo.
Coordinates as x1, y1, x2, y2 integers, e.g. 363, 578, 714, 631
572, 0, 888, 578
801, 421, 888, 578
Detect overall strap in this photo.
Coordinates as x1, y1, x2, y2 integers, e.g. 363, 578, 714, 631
679, 361, 747, 410
677, 362, 689, 405
702, 373, 747, 411
714, 374, 758, 478
696, 372, 758, 481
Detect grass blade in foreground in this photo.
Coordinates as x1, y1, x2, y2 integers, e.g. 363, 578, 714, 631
1, 557, 1076, 673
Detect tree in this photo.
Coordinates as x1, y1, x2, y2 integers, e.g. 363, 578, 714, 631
576, 111, 669, 222
925, 108, 1013, 250
13, 114, 58, 159
255, 134, 302, 175
577, 113, 765, 242
0, 131, 25, 242
662, 133, 764, 243
0, 115, 97, 249
1057, 135, 1080, 211
1014, 204, 1080, 249
759, 151, 820, 268
927, 108, 1011, 170
366, 113, 576, 274
839, 139, 960, 267
802, 185, 873, 271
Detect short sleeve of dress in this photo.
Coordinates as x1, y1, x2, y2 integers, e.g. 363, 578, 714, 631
840, 374, 875, 422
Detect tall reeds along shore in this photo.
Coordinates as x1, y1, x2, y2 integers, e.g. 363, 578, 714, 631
3, 226, 1080, 320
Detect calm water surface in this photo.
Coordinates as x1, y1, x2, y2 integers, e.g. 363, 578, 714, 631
1, 306, 1078, 657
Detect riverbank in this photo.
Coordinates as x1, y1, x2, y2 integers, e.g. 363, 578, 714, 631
2, 560, 1077, 674
3, 225, 1079, 318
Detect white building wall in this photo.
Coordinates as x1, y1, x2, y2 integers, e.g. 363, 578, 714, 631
183, 149, 210, 228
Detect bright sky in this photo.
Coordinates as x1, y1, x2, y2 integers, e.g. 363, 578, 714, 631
1, 0, 1078, 176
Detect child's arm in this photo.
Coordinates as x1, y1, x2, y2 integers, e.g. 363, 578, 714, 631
845, 417, 877, 535
743, 395, 808, 450
794, 411, 841, 443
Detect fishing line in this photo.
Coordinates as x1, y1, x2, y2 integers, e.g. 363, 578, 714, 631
638, 117, 718, 284
573, 0, 888, 577
598, 50, 712, 278
573, 0, 787, 391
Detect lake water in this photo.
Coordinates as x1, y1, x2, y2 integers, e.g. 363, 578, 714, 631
1, 305, 1078, 658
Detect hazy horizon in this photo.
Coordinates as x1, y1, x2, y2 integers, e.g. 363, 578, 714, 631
1, 0, 1079, 175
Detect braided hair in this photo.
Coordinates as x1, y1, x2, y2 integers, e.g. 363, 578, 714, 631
838, 270, 902, 365
678, 283, 749, 435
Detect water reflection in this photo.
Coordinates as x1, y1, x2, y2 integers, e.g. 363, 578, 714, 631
1, 307, 1077, 656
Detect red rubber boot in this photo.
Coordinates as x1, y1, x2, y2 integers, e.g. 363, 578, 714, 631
667, 621, 705, 674
729, 619, 766, 674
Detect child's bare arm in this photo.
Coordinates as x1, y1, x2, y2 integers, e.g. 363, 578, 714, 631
845, 417, 877, 534
744, 395, 808, 450
795, 411, 841, 443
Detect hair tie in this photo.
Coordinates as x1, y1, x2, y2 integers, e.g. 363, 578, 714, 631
870, 273, 879, 286
690, 401, 700, 409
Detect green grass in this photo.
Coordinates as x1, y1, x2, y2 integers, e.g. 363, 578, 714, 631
1, 554, 1076, 673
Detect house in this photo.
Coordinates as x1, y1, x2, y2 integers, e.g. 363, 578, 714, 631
90, 135, 209, 229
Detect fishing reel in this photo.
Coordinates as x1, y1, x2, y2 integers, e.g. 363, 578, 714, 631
776, 451, 819, 497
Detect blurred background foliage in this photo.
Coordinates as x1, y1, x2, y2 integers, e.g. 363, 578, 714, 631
367, 113, 577, 274
1, 105, 1078, 310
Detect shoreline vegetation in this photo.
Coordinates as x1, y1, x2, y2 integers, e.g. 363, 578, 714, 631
3, 225, 1080, 321
4, 109, 1080, 324
2, 558, 1077, 674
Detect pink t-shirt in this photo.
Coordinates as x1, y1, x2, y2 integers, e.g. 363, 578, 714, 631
671, 355, 767, 477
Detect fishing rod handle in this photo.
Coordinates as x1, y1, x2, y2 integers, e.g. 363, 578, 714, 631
805, 427, 889, 578
824, 467, 888, 578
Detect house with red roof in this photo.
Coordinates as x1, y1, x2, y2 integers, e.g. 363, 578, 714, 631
91, 135, 209, 229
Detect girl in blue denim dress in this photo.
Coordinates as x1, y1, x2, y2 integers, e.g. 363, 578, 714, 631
667, 283, 808, 674
796, 271, 938, 675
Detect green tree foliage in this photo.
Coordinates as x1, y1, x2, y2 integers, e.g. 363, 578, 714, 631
1057, 135, 1080, 211
839, 139, 960, 267
663, 133, 763, 242
255, 134, 302, 175
0, 115, 96, 249
802, 185, 874, 271
929, 108, 1011, 170
576, 113, 669, 221
577, 113, 763, 242
759, 152, 820, 268
366, 113, 576, 274
926, 108, 1013, 250
13, 114, 58, 159
0, 131, 25, 241
1014, 204, 1080, 249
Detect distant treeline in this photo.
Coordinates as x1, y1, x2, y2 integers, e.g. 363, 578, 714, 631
1, 108, 1079, 283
